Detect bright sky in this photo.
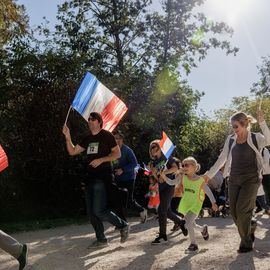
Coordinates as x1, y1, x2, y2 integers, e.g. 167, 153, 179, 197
18, 0, 270, 115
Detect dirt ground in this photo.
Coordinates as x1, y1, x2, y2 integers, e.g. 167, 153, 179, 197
1, 213, 270, 270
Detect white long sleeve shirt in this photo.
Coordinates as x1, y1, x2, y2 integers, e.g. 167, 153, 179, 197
206, 120, 270, 180
262, 147, 270, 175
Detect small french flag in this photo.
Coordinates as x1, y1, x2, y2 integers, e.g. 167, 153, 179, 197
0, 144, 8, 173
143, 163, 152, 175
159, 131, 176, 159
71, 72, 128, 132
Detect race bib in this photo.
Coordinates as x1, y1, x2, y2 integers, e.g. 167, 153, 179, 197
87, 142, 99, 154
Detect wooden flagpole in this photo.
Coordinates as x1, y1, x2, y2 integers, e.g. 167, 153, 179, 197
64, 106, 72, 125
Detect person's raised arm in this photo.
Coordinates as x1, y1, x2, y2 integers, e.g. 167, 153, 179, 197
62, 124, 85, 156
257, 110, 270, 146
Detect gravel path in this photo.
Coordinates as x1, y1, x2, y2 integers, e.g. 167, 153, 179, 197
1, 213, 270, 270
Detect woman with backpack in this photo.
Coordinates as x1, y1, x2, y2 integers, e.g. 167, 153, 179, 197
203, 111, 270, 253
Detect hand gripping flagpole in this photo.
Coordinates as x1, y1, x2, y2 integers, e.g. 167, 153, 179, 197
64, 106, 72, 125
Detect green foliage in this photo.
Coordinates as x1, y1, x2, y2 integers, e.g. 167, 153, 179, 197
191, 96, 270, 172
0, 0, 28, 46
251, 56, 270, 97
0, 0, 239, 222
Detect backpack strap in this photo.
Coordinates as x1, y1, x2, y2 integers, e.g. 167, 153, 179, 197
229, 133, 258, 153
251, 132, 258, 150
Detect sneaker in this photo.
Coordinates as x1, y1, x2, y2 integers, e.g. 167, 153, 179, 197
237, 246, 253, 253
186, 243, 198, 252
170, 223, 181, 232
87, 240, 108, 249
201, 225, 209, 240
151, 234, 167, 245
140, 209, 147, 223
17, 244, 28, 270
198, 209, 204, 218
120, 224, 130, 243
179, 220, 188, 236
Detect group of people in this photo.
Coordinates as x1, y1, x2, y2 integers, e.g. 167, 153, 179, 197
1, 109, 269, 269
62, 109, 270, 254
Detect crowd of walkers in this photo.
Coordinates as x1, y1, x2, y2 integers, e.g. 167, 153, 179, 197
1, 109, 270, 269
62, 109, 270, 254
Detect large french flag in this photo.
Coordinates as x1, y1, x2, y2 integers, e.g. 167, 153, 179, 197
0, 144, 8, 173
159, 131, 176, 159
71, 72, 128, 132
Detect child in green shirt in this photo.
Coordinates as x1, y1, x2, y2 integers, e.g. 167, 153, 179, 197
178, 157, 218, 252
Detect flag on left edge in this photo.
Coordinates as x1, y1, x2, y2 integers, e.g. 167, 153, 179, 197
159, 131, 176, 159
71, 72, 128, 132
0, 144, 8, 173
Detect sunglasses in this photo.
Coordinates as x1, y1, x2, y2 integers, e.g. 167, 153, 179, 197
232, 125, 239, 129
88, 117, 97, 122
151, 145, 158, 150
182, 163, 192, 168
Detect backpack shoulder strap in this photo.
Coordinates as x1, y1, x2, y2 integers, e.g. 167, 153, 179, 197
251, 132, 258, 150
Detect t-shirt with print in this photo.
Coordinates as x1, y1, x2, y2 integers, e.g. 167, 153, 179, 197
79, 129, 117, 175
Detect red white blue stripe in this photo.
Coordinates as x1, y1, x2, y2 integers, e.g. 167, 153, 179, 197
0, 144, 8, 173
72, 72, 128, 132
159, 131, 175, 159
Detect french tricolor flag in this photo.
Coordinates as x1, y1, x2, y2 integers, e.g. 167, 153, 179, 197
0, 144, 8, 173
71, 72, 128, 132
159, 131, 176, 159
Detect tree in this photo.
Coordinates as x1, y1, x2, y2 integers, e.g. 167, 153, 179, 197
0, 0, 28, 46
0, 0, 240, 221
251, 56, 270, 97
146, 0, 238, 72
53, 0, 238, 75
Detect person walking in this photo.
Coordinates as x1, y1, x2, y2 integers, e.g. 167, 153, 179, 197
0, 145, 28, 269
0, 231, 28, 270
148, 140, 187, 244
112, 130, 147, 223
178, 157, 218, 252
204, 111, 270, 253
62, 112, 129, 248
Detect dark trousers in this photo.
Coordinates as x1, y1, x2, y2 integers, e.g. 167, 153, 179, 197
85, 178, 127, 241
116, 180, 144, 213
262, 174, 270, 205
158, 185, 183, 236
256, 195, 270, 211
170, 197, 181, 216
229, 173, 260, 249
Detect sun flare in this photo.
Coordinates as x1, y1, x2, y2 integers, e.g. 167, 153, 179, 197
207, 0, 254, 24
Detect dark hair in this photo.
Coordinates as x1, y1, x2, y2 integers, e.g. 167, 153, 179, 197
149, 140, 161, 159
89, 112, 103, 128
112, 129, 125, 139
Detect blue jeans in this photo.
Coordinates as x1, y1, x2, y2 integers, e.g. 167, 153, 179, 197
85, 178, 127, 241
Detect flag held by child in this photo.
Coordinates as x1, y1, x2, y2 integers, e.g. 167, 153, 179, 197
0, 144, 8, 173
71, 72, 128, 132
159, 131, 175, 159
